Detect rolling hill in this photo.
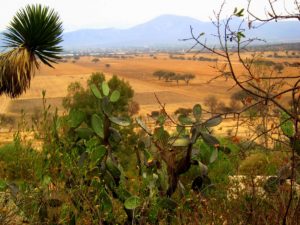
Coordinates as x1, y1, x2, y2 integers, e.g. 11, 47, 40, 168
62, 15, 300, 50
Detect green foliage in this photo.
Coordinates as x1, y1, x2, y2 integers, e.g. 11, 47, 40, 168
152, 70, 196, 85
63, 73, 134, 118
91, 114, 104, 138
136, 102, 231, 198
280, 111, 295, 137
239, 151, 287, 175
233, 8, 244, 17
0, 135, 42, 181
124, 196, 141, 209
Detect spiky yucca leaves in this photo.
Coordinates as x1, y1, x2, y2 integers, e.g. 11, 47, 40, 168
0, 4, 63, 97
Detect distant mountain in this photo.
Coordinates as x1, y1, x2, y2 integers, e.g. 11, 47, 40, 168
1, 14, 300, 51
62, 15, 300, 50
62, 15, 211, 50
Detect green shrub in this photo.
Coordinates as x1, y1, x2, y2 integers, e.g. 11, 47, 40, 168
239, 151, 288, 175
0, 136, 42, 181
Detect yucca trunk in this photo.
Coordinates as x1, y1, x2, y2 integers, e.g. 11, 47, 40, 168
0, 48, 38, 97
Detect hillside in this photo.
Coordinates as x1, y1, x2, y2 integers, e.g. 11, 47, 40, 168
62, 15, 300, 50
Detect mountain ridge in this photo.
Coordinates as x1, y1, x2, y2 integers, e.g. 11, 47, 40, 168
2, 14, 300, 50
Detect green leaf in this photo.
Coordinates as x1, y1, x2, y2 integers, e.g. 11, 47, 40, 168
280, 111, 294, 137
235, 8, 244, 17
76, 128, 94, 139
158, 198, 178, 210
124, 196, 141, 210
102, 81, 110, 96
109, 116, 130, 126
263, 176, 280, 193
106, 158, 121, 180
209, 148, 218, 163
102, 96, 113, 115
156, 114, 166, 126
169, 137, 190, 147
90, 145, 106, 164
193, 104, 202, 120
90, 83, 102, 99
42, 175, 51, 186
203, 116, 222, 127
136, 117, 151, 134
68, 109, 85, 128
110, 90, 120, 102
198, 161, 208, 176
100, 190, 113, 212
91, 114, 104, 138
200, 132, 220, 147
220, 146, 231, 154
176, 125, 185, 134
237, 31, 245, 42
109, 127, 121, 143
178, 114, 193, 125
78, 152, 88, 168
116, 187, 132, 202
103, 171, 116, 190
0, 179, 7, 191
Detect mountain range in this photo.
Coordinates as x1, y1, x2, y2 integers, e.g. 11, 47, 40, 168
1, 15, 300, 51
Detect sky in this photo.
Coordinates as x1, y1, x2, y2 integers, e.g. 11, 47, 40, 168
0, 0, 295, 32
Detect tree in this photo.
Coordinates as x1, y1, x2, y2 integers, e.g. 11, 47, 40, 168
163, 71, 176, 82
204, 95, 218, 115
187, 1, 300, 223
174, 107, 192, 116
171, 74, 184, 85
92, 58, 100, 63
0, 4, 63, 97
153, 70, 166, 80
274, 63, 284, 73
183, 73, 195, 85
63, 72, 134, 118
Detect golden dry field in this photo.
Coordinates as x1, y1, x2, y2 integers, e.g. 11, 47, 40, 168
0, 51, 299, 139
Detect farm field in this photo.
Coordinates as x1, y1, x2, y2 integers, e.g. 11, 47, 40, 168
0, 53, 234, 116
0, 52, 298, 135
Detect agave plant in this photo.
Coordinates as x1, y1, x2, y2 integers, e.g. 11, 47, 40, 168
0, 4, 63, 97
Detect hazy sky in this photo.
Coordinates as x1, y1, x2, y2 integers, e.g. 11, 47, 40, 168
0, 0, 294, 31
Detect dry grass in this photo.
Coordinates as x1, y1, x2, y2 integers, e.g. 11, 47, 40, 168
0, 51, 298, 136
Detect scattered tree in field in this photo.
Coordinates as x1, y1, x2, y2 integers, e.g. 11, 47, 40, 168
174, 107, 192, 116
153, 70, 195, 85
92, 58, 100, 63
231, 90, 258, 106
128, 101, 140, 116
217, 100, 241, 118
163, 71, 176, 82
171, 74, 184, 85
183, 73, 195, 85
73, 55, 80, 60
105, 63, 110, 68
153, 70, 167, 80
229, 99, 241, 113
150, 110, 160, 117
217, 101, 232, 115
274, 63, 284, 73
204, 95, 218, 115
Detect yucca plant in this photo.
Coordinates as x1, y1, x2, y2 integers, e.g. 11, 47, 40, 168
0, 4, 63, 97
